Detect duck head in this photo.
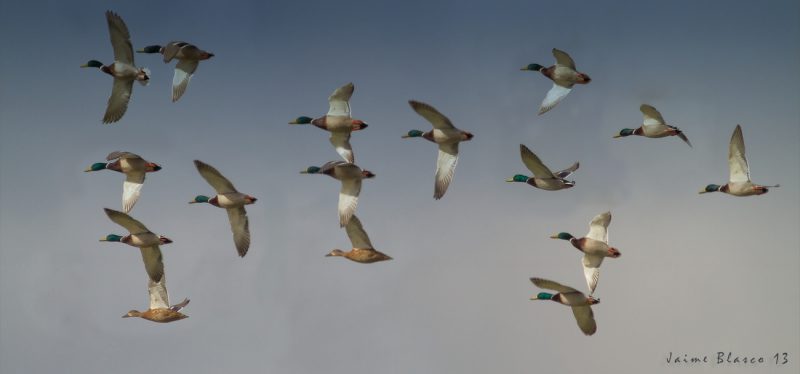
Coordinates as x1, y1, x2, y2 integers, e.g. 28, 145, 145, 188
122, 310, 142, 318
698, 184, 722, 194
300, 166, 321, 174
549, 232, 574, 241
189, 195, 211, 204
402, 130, 425, 138
530, 292, 554, 300
521, 63, 544, 72
100, 234, 124, 242
81, 60, 105, 69
289, 116, 313, 125
506, 174, 530, 183
613, 128, 637, 138
85, 162, 108, 172
325, 249, 346, 257
136, 45, 163, 54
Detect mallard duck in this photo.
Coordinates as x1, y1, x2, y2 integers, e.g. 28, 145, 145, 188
190, 160, 257, 257
506, 144, 578, 190
529, 277, 598, 336
122, 282, 190, 323
699, 125, 779, 196
80, 11, 150, 124
85, 151, 161, 213
326, 215, 392, 263
289, 83, 368, 163
613, 104, 692, 147
100, 208, 172, 283
301, 161, 375, 227
403, 100, 474, 200
521, 48, 591, 115
550, 211, 620, 295
137, 41, 214, 102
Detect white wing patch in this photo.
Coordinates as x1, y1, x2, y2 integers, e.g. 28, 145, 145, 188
582, 255, 604, 295
538, 84, 572, 115
327, 82, 354, 117
434, 143, 459, 200
122, 179, 144, 213
172, 60, 198, 102
728, 125, 750, 183
147, 276, 170, 310
640, 104, 666, 127
338, 178, 362, 227
329, 131, 354, 163
226, 206, 250, 257
585, 211, 611, 243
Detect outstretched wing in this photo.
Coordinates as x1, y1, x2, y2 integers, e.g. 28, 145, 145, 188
640, 104, 666, 127
345, 215, 373, 249
538, 84, 572, 115
552, 48, 576, 69
104, 208, 149, 234
571, 306, 597, 336
554, 162, 580, 179
329, 131, 354, 163
434, 143, 459, 200
122, 173, 145, 213
226, 206, 250, 257
519, 144, 554, 178
194, 160, 238, 193
339, 178, 362, 227
140, 245, 165, 283
728, 125, 750, 183
147, 275, 169, 310
103, 78, 133, 124
585, 211, 611, 243
106, 151, 142, 161
172, 59, 199, 102
327, 82, 354, 117
106, 11, 133, 64
530, 277, 579, 294
582, 255, 604, 295
409, 100, 455, 130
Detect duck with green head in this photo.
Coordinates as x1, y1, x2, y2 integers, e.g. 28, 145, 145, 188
325, 215, 392, 263
137, 41, 214, 102
699, 125, 779, 197
613, 104, 692, 147
190, 160, 257, 257
506, 144, 578, 191
301, 161, 375, 227
529, 277, 599, 336
521, 48, 591, 115
550, 212, 620, 295
289, 83, 368, 163
404, 100, 474, 200
81, 11, 150, 123
85, 151, 161, 213
101, 208, 173, 283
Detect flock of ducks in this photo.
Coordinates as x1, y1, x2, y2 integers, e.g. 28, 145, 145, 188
82, 11, 779, 331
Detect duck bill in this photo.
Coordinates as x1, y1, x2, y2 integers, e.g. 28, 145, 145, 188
612, 134, 622, 138
548, 234, 559, 239
698, 189, 709, 194
505, 178, 515, 182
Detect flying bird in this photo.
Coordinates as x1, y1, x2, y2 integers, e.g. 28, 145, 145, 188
529, 277, 599, 336
301, 161, 375, 227
506, 144, 578, 190
521, 48, 591, 115
100, 208, 173, 283
699, 125, 779, 196
403, 100, 474, 199
85, 151, 162, 213
80, 11, 150, 123
613, 104, 692, 147
137, 41, 214, 102
290, 83, 368, 163
325, 215, 392, 263
550, 211, 620, 295
190, 160, 257, 257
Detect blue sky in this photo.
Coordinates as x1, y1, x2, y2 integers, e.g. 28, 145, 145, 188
1, 0, 798, 373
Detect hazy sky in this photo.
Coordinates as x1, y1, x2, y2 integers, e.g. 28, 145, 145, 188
1, 0, 798, 373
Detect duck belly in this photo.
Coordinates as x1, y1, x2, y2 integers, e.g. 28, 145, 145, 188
558, 292, 590, 306
431, 128, 463, 144
112, 62, 140, 79
581, 238, 608, 255
127, 233, 161, 247
325, 116, 352, 131
119, 158, 145, 173
642, 125, 671, 138
533, 178, 568, 190
551, 66, 580, 86
215, 193, 248, 208
726, 182, 758, 196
